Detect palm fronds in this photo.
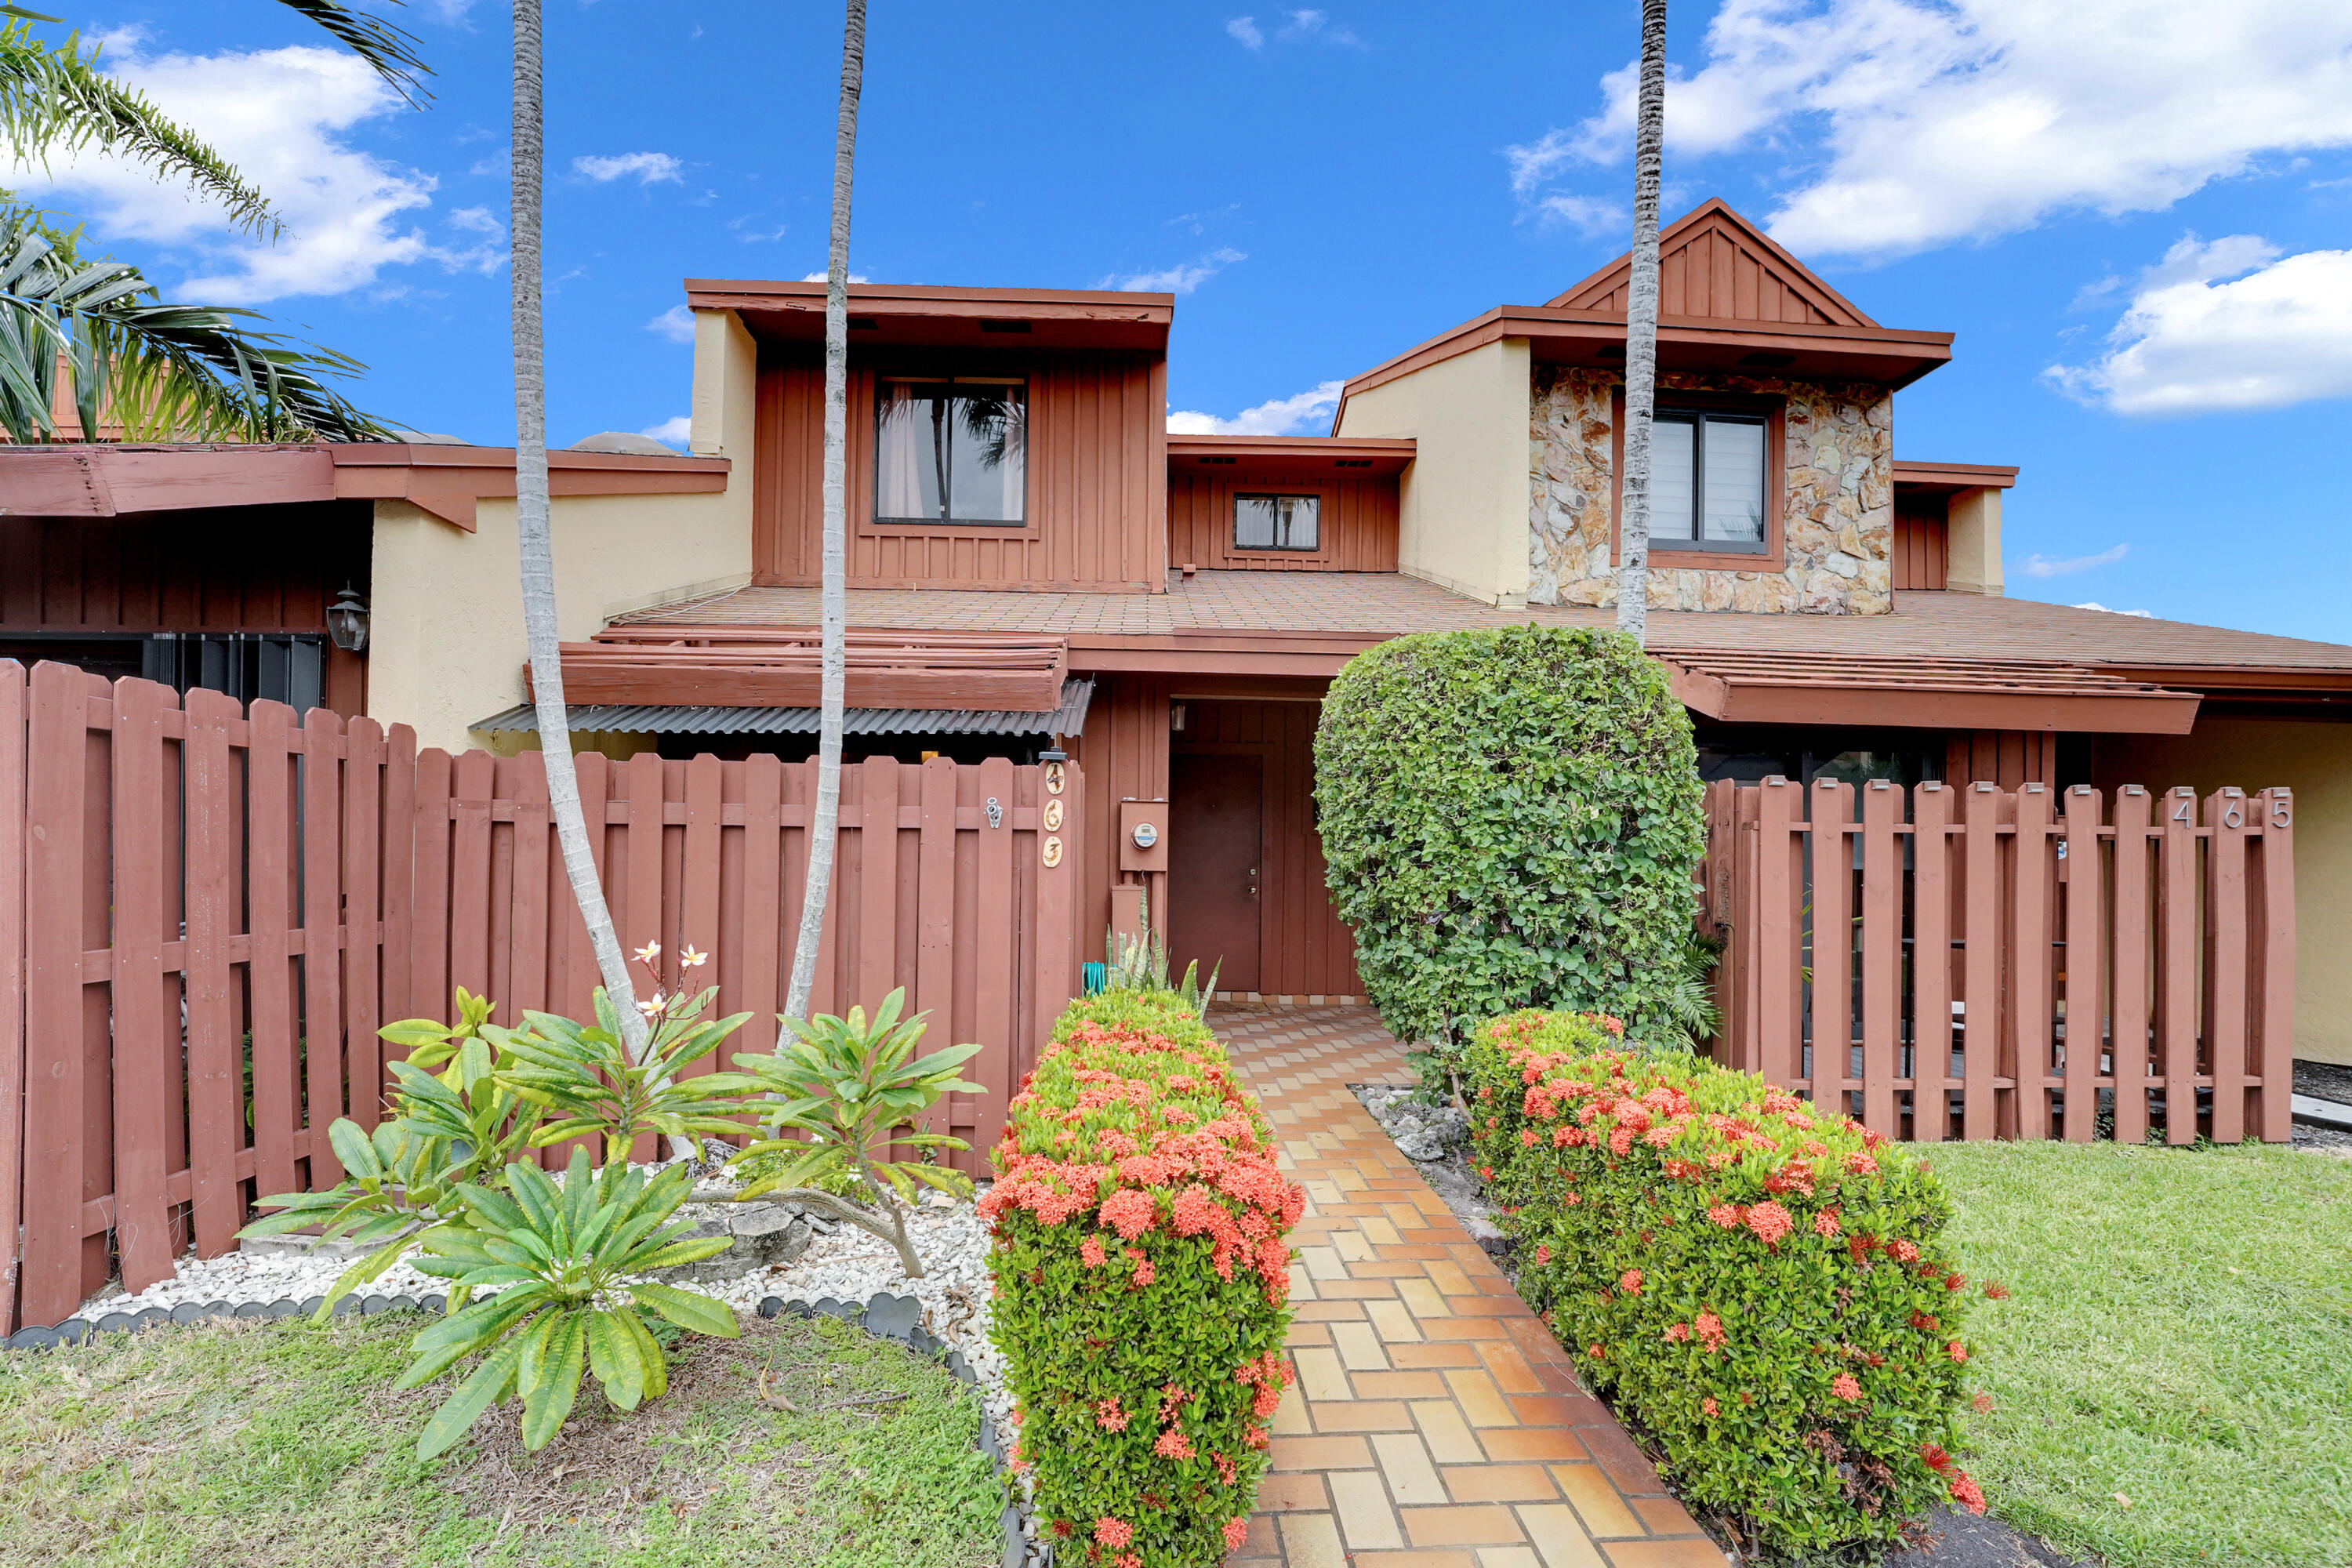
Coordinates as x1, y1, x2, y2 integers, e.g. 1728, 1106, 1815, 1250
0, 20, 276, 237
0, 209, 396, 442
270, 0, 433, 106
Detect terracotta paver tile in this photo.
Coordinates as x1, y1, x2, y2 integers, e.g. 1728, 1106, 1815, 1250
1288, 1264, 1319, 1301
1293, 1347, 1352, 1403
1518, 1503, 1611, 1568
1477, 1341, 1547, 1395
1287, 1321, 1334, 1348
1329, 1468, 1407, 1550
1390, 1341, 1484, 1369
1402, 1504, 1526, 1547
1419, 1316, 1514, 1341
1291, 1300, 1370, 1322
1631, 1497, 1704, 1536
1353, 1258, 1436, 1279
1350, 1553, 1480, 1568
1479, 1549, 1546, 1568
1599, 1540, 1728, 1568
1334, 1229, 1377, 1262
1440, 1463, 1563, 1503
1279, 1511, 1349, 1568
1333, 1321, 1393, 1371
1300, 1246, 1349, 1281
1370, 1431, 1450, 1505
1271, 1434, 1374, 1471
1478, 1428, 1592, 1463
1411, 1399, 1486, 1465
1396, 1277, 1454, 1318
1580, 1424, 1667, 1495
1511, 1395, 1597, 1425
1354, 1369, 1451, 1399
1331, 1167, 1369, 1192
1381, 1242, 1460, 1261
1445, 1367, 1521, 1428
1384, 1203, 1432, 1231
1320, 1278, 1405, 1299
1367, 1300, 1426, 1343
1361, 1215, 1405, 1246
1258, 1472, 1334, 1512
1425, 1258, 1481, 1296
1310, 1399, 1415, 1432
1548, 1465, 1642, 1537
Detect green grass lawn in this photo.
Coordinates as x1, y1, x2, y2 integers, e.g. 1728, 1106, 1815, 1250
0, 1308, 1004, 1568
1933, 1139, 2352, 1568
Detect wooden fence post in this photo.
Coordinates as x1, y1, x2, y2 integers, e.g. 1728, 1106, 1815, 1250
1858, 779, 1900, 1138
110, 677, 174, 1293
21, 663, 93, 1327
1809, 777, 1854, 1112
2256, 789, 2297, 1143
1910, 782, 1953, 1142
2060, 785, 2103, 1142
300, 707, 347, 1184
2011, 782, 2054, 1141
1754, 778, 1801, 1091
2204, 788, 2251, 1143
2158, 786, 2199, 1144
2111, 786, 2154, 1145
0, 662, 26, 1333
182, 687, 244, 1257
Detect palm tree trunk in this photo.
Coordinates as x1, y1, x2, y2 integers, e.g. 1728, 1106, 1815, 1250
783, 0, 867, 1022
1614, 0, 1668, 648
511, 0, 649, 1062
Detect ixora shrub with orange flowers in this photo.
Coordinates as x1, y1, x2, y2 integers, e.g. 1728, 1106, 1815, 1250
982, 991, 1305, 1568
1465, 1010, 1992, 1557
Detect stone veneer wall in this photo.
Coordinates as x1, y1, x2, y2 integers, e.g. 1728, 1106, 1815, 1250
1528, 367, 1894, 615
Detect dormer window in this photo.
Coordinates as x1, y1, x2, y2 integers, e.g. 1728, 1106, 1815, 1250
874, 376, 1027, 525
1650, 408, 1766, 554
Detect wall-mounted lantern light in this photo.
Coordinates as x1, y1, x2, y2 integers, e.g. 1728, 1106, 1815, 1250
326, 584, 370, 653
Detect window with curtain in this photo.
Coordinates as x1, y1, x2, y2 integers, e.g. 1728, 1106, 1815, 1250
873, 376, 1028, 524
1233, 493, 1319, 551
1647, 408, 1767, 553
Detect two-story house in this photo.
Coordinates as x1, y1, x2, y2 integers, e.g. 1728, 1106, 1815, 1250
9, 201, 2348, 1062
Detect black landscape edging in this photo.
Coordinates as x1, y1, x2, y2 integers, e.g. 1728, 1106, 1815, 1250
7, 1287, 1040, 1568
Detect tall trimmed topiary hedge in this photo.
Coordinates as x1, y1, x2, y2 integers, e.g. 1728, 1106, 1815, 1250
1314, 624, 1708, 1054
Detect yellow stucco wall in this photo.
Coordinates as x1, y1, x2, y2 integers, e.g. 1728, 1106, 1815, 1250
1338, 338, 1533, 608
2092, 717, 2352, 1065
365, 307, 761, 755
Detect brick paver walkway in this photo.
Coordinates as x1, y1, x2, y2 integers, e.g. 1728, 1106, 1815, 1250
1218, 1004, 1724, 1568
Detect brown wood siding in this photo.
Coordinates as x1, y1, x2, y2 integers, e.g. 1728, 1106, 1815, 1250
1579, 226, 1838, 325
753, 349, 1166, 593
1167, 464, 1399, 572
1893, 499, 1947, 590
1067, 674, 1171, 967
0, 501, 372, 633
1946, 730, 2056, 790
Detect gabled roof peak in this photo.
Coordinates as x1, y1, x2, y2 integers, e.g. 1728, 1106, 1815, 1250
1549, 198, 1879, 330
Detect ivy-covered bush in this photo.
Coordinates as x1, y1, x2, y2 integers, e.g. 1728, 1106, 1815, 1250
982, 991, 1303, 1567
1314, 625, 1708, 1060
1465, 1011, 1987, 1556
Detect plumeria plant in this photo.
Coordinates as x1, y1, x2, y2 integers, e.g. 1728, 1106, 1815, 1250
704, 987, 982, 1279
397, 1145, 739, 1459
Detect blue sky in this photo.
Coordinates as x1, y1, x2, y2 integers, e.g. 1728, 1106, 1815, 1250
9, 1, 2352, 641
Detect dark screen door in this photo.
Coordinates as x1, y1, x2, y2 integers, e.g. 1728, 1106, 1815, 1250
1169, 753, 1262, 993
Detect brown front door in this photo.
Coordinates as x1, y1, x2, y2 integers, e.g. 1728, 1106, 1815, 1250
1170, 753, 1262, 993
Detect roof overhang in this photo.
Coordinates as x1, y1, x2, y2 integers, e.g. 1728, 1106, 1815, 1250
476, 677, 1094, 739
546, 628, 1072, 711
1892, 460, 2020, 496
0, 442, 730, 532
1167, 434, 1414, 477
1659, 651, 2201, 734
682, 280, 1173, 354
1335, 307, 1955, 428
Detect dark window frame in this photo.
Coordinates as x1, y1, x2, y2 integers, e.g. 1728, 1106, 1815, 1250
1608, 388, 1787, 572
870, 374, 1030, 528
1648, 406, 1769, 557
1232, 492, 1322, 553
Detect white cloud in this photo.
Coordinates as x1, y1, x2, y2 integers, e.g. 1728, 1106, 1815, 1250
1226, 16, 1264, 49
2074, 602, 2154, 617
641, 415, 692, 446
572, 151, 683, 185
2020, 543, 2129, 578
0, 41, 497, 303
798, 270, 873, 283
647, 304, 695, 344
727, 212, 787, 242
1279, 9, 1364, 47
1100, 246, 1245, 296
1519, 0, 2352, 258
1167, 379, 1344, 435
2045, 234, 2352, 414
1533, 194, 1626, 239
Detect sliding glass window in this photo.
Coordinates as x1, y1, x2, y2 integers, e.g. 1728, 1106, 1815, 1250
1233, 493, 1319, 551
874, 377, 1028, 524
1648, 408, 1767, 553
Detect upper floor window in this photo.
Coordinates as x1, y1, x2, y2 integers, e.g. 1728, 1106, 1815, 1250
875, 376, 1027, 525
1234, 493, 1319, 552
1650, 408, 1766, 553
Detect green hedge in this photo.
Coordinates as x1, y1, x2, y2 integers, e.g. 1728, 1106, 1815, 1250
981, 992, 1303, 1566
1313, 625, 1707, 1054
1465, 1011, 1986, 1555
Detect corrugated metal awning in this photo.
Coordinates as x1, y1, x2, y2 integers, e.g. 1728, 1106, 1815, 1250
474, 677, 1093, 738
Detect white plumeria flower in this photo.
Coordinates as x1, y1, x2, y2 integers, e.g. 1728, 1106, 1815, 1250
632, 940, 661, 965
681, 945, 708, 968
637, 993, 666, 1017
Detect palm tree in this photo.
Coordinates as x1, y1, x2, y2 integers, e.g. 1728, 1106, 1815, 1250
1614, 0, 1667, 647
782, 0, 867, 1023
0, 0, 427, 441
508, 0, 650, 1065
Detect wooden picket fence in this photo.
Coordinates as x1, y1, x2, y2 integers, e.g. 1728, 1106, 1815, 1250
1700, 776, 2296, 1145
0, 660, 1083, 1332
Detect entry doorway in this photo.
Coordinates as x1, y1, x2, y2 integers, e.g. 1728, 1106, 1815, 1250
1169, 753, 1262, 993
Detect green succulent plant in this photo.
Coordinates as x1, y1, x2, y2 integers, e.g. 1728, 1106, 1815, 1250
397, 1146, 739, 1459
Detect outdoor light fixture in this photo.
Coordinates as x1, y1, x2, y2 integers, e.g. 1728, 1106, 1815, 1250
326, 584, 370, 653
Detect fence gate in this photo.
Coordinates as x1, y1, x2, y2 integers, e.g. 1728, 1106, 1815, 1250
1700, 775, 2294, 1145
0, 660, 1083, 1332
